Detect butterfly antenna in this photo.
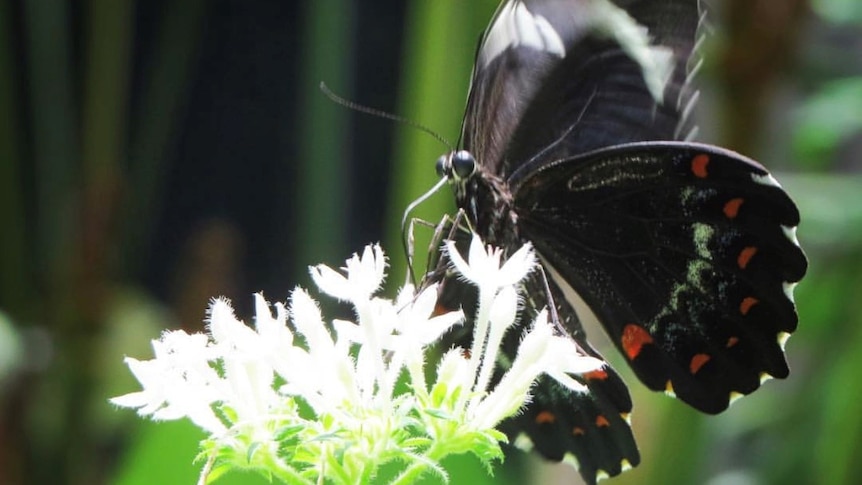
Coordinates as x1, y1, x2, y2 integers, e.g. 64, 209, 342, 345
320, 82, 457, 285
319, 82, 454, 150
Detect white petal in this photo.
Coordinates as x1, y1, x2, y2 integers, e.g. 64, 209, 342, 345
436, 348, 471, 391
497, 242, 535, 286
417, 311, 464, 345
309, 264, 351, 300
254, 299, 295, 360
517, 316, 554, 365
289, 288, 334, 353
489, 285, 519, 331
154, 330, 211, 362
222, 356, 276, 420
110, 390, 152, 409
546, 370, 590, 394
207, 298, 260, 351
468, 235, 491, 274
445, 239, 474, 282
395, 283, 418, 309
333, 319, 364, 344
555, 346, 604, 375
411, 283, 439, 320
344, 244, 387, 299
369, 244, 387, 291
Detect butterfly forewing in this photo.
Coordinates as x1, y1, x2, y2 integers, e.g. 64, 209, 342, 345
511, 142, 807, 413
462, 0, 702, 175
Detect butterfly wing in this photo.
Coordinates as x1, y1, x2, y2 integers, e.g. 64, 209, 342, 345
510, 141, 807, 413
461, 0, 703, 176
500, 272, 641, 484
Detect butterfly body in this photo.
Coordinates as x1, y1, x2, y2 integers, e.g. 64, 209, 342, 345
428, 1, 807, 483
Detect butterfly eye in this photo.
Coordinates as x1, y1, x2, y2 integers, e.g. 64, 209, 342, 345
451, 150, 476, 180
435, 154, 448, 177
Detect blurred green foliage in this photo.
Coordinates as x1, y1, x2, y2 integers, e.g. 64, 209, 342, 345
0, 0, 861, 484
794, 79, 862, 169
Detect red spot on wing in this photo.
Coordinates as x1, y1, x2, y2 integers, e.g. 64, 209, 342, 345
738, 246, 758, 269
433, 302, 453, 317
723, 198, 744, 219
535, 411, 556, 425
621, 324, 654, 360
572, 427, 585, 436
691, 154, 710, 178
726, 336, 740, 348
739, 296, 759, 315
595, 415, 610, 428
583, 369, 609, 381
689, 353, 711, 374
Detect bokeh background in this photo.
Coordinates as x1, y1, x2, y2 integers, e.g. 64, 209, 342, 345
1, 0, 860, 484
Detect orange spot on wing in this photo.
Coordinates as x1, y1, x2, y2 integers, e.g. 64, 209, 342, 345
572, 426, 585, 436
433, 302, 453, 317
737, 246, 758, 269
689, 353, 711, 374
535, 411, 556, 425
622, 324, 654, 360
739, 297, 759, 315
584, 369, 609, 381
726, 336, 740, 348
595, 415, 610, 428
723, 198, 744, 219
692, 154, 710, 178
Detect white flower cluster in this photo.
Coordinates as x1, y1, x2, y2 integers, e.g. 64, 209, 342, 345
111, 236, 603, 484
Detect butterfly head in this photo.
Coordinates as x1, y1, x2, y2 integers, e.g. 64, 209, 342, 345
436, 149, 477, 183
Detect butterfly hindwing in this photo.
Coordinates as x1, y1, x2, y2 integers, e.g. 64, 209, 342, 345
500, 272, 640, 485
511, 141, 807, 413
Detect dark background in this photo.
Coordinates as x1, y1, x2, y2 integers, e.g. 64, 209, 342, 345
1, 0, 861, 484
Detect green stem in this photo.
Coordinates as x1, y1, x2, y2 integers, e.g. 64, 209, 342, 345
461, 290, 494, 411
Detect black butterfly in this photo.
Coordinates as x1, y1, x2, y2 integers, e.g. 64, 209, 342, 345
425, 1, 807, 483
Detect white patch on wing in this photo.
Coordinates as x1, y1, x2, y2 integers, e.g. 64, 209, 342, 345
480, 1, 565, 68
783, 224, 801, 246
783, 281, 797, 303
481, 1, 677, 104
513, 432, 535, 451
752, 172, 782, 188
778, 331, 791, 351
562, 452, 581, 471
591, 1, 674, 103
